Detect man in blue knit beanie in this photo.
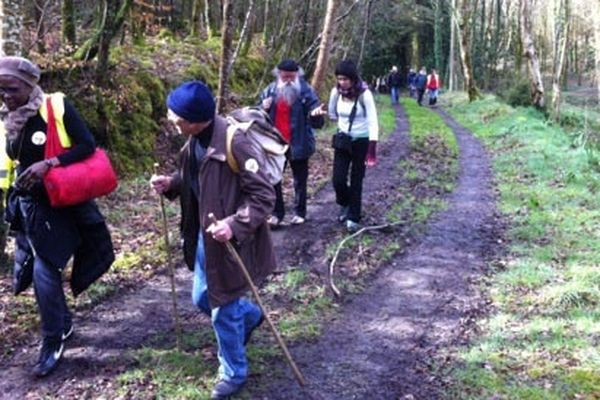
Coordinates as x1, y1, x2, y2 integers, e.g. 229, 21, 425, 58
151, 81, 277, 399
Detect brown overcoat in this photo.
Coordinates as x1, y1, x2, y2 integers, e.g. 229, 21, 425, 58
195, 116, 277, 307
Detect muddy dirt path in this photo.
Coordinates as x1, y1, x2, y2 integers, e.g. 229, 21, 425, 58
250, 105, 502, 399
0, 103, 501, 400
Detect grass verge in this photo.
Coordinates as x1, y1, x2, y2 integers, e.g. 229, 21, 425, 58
443, 93, 600, 399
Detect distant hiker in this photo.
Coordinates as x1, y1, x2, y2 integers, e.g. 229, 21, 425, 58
407, 68, 417, 98
259, 59, 325, 227
151, 81, 276, 399
0, 56, 114, 377
415, 67, 428, 106
327, 60, 379, 233
426, 68, 441, 106
387, 65, 402, 105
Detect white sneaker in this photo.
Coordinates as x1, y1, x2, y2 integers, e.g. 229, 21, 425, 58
267, 215, 281, 227
346, 220, 361, 233
290, 215, 305, 225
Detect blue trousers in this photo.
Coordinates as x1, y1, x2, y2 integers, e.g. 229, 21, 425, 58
33, 256, 72, 341
390, 87, 399, 104
20, 198, 71, 342
191, 237, 262, 385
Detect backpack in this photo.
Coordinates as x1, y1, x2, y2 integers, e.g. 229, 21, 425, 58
225, 107, 289, 185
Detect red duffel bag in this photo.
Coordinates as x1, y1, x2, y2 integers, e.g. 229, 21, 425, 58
43, 97, 118, 207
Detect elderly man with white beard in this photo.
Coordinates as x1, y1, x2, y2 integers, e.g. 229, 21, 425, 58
259, 59, 326, 227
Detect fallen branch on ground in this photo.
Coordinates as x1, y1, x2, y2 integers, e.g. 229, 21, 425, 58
328, 221, 404, 297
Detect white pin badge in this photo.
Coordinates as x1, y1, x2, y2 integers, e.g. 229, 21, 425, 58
31, 131, 46, 145
244, 158, 259, 174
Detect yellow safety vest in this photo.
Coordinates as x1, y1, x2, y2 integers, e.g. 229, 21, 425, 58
0, 92, 71, 191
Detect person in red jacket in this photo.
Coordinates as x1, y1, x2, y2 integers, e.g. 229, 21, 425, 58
426, 68, 441, 106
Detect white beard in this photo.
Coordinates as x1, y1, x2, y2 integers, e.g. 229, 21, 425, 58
276, 77, 301, 105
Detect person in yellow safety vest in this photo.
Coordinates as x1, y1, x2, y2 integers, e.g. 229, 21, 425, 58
0, 55, 115, 378
0, 122, 15, 191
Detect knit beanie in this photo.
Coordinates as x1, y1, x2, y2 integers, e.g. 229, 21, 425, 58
0, 56, 41, 87
167, 81, 215, 123
334, 60, 359, 82
277, 59, 299, 72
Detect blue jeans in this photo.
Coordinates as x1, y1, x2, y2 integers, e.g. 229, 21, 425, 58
191, 236, 262, 385
33, 256, 72, 341
19, 198, 71, 341
390, 87, 399, 104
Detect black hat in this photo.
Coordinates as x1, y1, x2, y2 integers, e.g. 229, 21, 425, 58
335, 60, 359, 81
277, 59, 299, 72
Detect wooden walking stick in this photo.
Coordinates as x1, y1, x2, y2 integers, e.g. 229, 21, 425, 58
208, 213, 306, 387
154, 163, 182, 351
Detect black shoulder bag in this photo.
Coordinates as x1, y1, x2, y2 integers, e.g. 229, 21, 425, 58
332, 96, 360, 153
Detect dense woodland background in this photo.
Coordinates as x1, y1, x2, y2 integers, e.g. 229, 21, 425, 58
0, 0, 599, 257
0, 0, 599, 156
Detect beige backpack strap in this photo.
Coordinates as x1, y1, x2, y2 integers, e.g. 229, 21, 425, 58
225, 121, 240, 174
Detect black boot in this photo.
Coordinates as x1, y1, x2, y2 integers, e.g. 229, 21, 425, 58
32, 338, 64, 377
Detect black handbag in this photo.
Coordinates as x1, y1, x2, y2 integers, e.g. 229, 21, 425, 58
331, 131, 353, 152
331, 96, 360, 153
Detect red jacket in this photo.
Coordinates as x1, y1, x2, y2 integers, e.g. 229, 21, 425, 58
427, 73, 440, 90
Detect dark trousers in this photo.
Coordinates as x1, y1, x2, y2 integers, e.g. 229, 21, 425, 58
273, 158, 309, 219
33, 255, 71, 341
417, 88, 426, 105
19, 198, 71, 341
332, 138, 369, 223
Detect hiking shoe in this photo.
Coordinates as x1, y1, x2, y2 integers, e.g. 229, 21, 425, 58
346, 220, 361, 233
337, 206, 349, 223
290, 215, 305, 225
211, 379, 245, 399
62, 322, 74, 342
267, 215, 282, 228
244, 314, 265, 345
32, 338, 64, 378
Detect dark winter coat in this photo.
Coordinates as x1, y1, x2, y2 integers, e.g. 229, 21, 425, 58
6, 97, 114, 296
407, 72, 417, 86
415, 73, 428, 90
387, 72, 402, 88
168, 116, 277, 308
259, 79, 324, 160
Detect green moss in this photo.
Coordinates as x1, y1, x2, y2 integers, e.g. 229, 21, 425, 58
182, 61, 218, 88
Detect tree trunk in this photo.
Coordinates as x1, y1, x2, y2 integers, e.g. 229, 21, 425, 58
229, 0, 254, 74
204, 0, 217, 39
96, 0, 133, 85
594, 0, 600, 102
311, 0, 339, 96
357, 0, 373, 68
449, 0, 456, 91
262, 0, 271, 46
434, 0, 443, 72
62, 0, 76, 45
456, 0, 480, 101
551, 0, 569, 121
190, 0, 203, 37
217, 0, 234, 112
1, 0, 24, 55
520, 0, 545, 108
